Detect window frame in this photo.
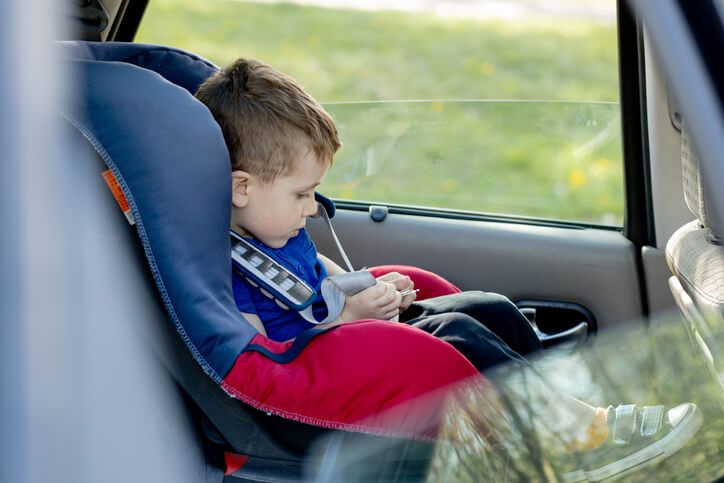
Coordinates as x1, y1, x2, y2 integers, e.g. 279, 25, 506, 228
617, 0, 655, 247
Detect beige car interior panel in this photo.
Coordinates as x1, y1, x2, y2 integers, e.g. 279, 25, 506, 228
644, 28, 693, 247
641, 246, 677, 315
308, 211, 643, 329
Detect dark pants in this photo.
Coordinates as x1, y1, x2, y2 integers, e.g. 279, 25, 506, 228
400, 291, 543, 372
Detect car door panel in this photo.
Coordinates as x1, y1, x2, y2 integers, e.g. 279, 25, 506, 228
641, 246, 678, 315
308, 209, 644, 330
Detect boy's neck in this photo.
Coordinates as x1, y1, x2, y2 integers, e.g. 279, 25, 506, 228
231, 224, 256, 241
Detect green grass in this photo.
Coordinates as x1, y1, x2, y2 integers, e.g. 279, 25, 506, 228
137, 0, 623, 225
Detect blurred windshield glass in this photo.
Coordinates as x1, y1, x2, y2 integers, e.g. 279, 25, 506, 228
308, 308, 724, 481
429, 308, 724, 481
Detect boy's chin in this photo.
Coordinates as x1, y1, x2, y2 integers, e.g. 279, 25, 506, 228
261, 230, 300, 249
266, 236, 293, 249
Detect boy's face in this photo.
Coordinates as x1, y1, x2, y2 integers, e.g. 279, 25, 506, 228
230, 149, 329, 248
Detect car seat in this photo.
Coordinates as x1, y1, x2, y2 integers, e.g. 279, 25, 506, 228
666, 122, 724, 403
56, 41, 491, 481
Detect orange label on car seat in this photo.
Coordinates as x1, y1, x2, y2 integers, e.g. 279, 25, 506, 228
102, 169, 135, 225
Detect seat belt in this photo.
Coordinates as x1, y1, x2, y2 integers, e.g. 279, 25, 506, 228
311, 201, 355, 272
231, 203, 375, 325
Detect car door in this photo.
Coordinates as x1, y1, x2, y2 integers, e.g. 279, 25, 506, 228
297, 0, 654, 338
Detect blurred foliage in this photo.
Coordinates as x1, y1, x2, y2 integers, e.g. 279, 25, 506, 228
427, 310, 724, 481
137, 0, 623, 224
323, 100, 622, 223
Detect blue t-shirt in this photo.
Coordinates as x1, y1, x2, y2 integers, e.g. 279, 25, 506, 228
231, 229, 329, 341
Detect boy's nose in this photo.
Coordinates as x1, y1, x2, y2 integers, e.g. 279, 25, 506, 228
303, 197, 318, 217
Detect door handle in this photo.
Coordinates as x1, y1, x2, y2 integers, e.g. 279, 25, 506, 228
536, 321, 588, 348
520, 306, 591, 350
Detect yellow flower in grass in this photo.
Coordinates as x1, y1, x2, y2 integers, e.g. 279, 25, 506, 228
568, 169, 587, 188
480, 62, 496, 76
430, 101, 445, 113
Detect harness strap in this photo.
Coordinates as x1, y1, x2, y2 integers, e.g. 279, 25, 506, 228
299, 270, 376, 325
244, 327, 332, 363
314, 202, 355, 272
231, 203, 376, 326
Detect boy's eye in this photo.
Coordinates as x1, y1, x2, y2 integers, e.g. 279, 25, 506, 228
297, 192, 312, 199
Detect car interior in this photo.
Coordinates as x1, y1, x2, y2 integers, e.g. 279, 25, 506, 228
3, 0, 723, 482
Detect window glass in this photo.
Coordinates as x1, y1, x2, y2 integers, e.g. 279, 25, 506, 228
137, 0, 622, 226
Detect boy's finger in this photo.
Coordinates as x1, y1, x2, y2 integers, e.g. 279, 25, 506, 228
391, 275, 411, 291
400, 293, 416, 311
376, 273, 411, 291
376, 291, 396, 306
364, 282, 386, 297
379, 298, 401, 313
383, 308, 400, 320
376, 272, 401, 282
380, 292, 402, 313
392, 277, 410, 291
377, 285, 402, 305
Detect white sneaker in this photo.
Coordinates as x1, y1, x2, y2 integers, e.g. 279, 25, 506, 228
564, 403, 702, 482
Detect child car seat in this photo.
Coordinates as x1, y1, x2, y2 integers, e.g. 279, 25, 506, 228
56, 41, 489, 480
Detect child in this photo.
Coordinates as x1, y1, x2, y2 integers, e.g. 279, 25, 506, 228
195, 57, 540, 365
195, 57, 702, 479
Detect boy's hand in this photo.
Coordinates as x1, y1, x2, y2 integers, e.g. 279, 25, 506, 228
375, 272, 417, 312
336, 280, 402, 323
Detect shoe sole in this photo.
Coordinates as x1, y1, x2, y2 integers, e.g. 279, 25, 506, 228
564, 403, 703, 482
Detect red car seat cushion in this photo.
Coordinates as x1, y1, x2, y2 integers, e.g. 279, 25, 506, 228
223, 320, 481, 441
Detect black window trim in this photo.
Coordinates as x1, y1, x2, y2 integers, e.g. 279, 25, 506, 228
112, 0, 149, 42
617, 0, 654, 318
618, 0, 655, 248
332, 200, 622, 232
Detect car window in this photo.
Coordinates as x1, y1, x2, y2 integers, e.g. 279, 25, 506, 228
137, 0, 622, 226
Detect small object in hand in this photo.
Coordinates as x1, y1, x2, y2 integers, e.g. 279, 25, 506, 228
399, 288, 420, 297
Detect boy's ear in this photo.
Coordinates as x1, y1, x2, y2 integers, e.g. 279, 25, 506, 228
231, 170, 252, 208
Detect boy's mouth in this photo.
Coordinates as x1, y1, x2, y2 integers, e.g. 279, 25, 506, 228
290, 223, 305, 238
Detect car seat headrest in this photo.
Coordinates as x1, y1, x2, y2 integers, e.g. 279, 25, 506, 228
60, 57, 256, 380
56, 41, 218, 95
681, 121, 722, 243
